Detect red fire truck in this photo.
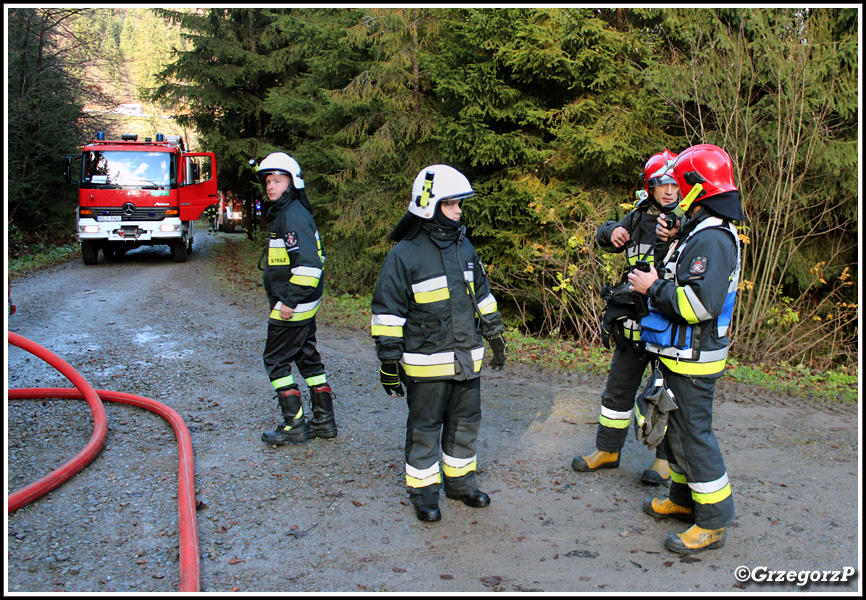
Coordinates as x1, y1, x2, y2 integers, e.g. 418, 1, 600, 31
65, 132, 218, 264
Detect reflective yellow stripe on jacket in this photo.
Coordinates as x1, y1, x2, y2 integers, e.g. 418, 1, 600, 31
290, 265, 323, 288
412, 276, 449, 304
401, 347, 485, 378
476, 293, 498, 316
371, 313, 406, 338
270, 299, 321, 323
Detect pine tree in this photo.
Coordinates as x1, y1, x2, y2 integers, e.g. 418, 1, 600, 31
421, 8, 672, 334
7, 8, 91, 245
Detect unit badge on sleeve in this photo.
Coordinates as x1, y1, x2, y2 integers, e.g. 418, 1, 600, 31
689, 256, 708, 275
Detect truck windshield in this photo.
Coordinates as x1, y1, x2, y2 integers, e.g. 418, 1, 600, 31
82, 151, 176, 188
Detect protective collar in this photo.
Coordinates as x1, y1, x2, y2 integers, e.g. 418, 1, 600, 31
696, 190, 744, 222
389, 212, 423, 242
267, 188, 313, 221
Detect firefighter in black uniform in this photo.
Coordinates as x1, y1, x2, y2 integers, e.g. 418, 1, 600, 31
571, 151, 678, 485
628, 144, 744, 554
205, 203, 219, 235
256, 152, 338, 445
371, 164, 507, 522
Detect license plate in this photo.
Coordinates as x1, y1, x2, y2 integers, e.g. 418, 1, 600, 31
97, 216, 122, 222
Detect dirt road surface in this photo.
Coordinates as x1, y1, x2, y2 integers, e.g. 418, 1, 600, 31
5, 231, 862, 594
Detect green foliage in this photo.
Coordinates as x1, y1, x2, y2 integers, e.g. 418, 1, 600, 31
7, 8, 856, 375
643, 7, 858, 368
727, 359, 858, 404
6, 9, 88, 244
8, 242, 80, 280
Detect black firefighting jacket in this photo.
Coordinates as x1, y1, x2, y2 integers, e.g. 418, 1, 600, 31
597, 203, 663, 342
262, 189, 325, 327
643, 209, 740, 376
371, 220, 504, 382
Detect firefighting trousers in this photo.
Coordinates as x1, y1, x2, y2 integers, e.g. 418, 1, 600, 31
262, 321, 327, 391
659, 363, 735, 529
403, 378, 482, 506
596, 341, 667, 460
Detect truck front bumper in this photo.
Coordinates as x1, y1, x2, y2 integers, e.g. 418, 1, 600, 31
78, 218, 184, 242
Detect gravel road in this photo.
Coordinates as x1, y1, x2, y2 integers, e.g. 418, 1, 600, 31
5, 228, 861, 594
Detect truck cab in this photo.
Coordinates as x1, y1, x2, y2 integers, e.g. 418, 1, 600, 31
66, 132, 218, 264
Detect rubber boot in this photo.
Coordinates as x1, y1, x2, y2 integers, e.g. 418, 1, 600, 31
642, 497, 695, 522
308, 384, 338, 439
571, 449, 620, 472
261, 387, 308, 445
641, 457, 671, 485
665, 524, 726, 554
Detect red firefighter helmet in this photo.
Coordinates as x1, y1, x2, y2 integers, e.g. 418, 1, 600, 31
643, 149, 678, 193
672, 144, 737, 203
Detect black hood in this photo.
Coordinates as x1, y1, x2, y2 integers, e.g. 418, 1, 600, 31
696, 190, 745, 222
389, 211, 423, 242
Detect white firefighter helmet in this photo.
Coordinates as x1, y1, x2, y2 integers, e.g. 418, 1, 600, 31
408, 164, 474, 220
257, 152, 305, 189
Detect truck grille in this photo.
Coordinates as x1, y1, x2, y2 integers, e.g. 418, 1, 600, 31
90, 207, 169, 221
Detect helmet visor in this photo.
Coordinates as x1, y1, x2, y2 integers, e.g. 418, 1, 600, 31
647, 174, 677, 188
440, 190, 475, 203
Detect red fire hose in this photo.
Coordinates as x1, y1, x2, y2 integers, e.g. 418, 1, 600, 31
7, 332, 200, 592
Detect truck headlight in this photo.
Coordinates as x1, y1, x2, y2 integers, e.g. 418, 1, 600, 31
80, 225, 100, 233
160, 223, 181, 232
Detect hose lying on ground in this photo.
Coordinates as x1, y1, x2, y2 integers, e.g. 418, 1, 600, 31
7, 331, 200, 592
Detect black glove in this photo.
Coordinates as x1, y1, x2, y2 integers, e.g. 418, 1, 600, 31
485, 332, 507, 371
601, 301, 634, 350
379, 360, 404, 396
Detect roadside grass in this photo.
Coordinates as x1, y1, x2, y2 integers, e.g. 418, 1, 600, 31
8, 243, 80, 281
12, 233, 859, 405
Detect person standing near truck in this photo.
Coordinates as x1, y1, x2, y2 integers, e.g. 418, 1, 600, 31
257, 152, 338, 445
204, 203, 219, 235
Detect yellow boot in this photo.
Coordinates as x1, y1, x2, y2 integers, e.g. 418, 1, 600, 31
642, 497, 694, 522
571, 449, 620, 472
641, 457, 671, 485
665, 524, 726, 554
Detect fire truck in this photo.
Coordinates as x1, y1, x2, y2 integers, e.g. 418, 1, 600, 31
65, 132, 218, 264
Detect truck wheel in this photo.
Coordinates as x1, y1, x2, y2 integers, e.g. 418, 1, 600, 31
172, 240, 188, 263
82, 241, 99, 265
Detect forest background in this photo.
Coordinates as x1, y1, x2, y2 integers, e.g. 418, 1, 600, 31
5, 7, 860, 388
